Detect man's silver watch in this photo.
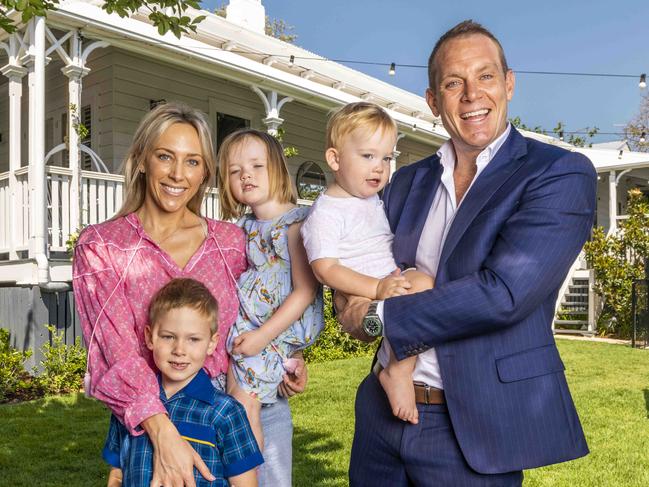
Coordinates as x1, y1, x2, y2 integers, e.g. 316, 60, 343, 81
362, 300, 383, 338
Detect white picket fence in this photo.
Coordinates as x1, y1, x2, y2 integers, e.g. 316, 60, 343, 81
0, 166, 220, 256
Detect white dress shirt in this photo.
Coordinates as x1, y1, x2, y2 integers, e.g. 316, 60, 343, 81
377, 124, 512, 389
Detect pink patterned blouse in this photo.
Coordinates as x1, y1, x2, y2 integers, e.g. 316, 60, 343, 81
72, 213, 246, 435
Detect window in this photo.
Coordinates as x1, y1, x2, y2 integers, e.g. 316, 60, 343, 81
296, 161, 327, 200
216, 112, 249, 152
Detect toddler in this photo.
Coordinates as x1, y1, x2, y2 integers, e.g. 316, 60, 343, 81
301, 102, 433, 424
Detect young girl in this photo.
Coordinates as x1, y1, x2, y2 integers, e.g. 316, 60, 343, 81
217, 128, 324, 451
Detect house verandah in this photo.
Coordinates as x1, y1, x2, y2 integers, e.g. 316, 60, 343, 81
1, 2, 648, 362
0, 1, 447, 364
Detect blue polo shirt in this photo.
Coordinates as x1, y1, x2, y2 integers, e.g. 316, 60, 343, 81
102, 369, 263, 486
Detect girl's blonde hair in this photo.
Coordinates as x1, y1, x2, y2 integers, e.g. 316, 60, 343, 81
217, 128, 296, 221
115, 102, 216, 218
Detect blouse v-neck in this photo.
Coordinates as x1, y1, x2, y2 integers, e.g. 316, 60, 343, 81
129, 212, 209, 272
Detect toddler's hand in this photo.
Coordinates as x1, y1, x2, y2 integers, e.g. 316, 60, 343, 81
231, 330, 270, 357
376, 275, 411, 299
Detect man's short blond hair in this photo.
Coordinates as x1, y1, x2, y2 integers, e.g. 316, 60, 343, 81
326, 102, 397, 150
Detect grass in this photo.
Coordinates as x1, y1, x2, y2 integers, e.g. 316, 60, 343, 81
1, 340, 648, 486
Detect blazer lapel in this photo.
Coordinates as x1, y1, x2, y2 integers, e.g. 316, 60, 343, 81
393, 159, 442, 267
438, 129, 528, 270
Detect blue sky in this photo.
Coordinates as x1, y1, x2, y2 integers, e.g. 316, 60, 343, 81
203, 0, 648, 143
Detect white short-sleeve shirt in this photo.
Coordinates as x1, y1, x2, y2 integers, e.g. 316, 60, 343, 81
300, 194, 397, 279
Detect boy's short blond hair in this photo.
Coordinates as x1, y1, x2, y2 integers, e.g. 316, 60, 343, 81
326, 102, 398, 150
149, 278, 219, 334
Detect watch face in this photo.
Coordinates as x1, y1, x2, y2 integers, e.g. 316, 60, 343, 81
363, 316, 382, 337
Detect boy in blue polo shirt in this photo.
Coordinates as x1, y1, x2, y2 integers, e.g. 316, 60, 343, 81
103, 278, 262, 486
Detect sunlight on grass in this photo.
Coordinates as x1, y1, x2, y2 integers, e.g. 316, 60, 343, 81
1, 340, 648, 486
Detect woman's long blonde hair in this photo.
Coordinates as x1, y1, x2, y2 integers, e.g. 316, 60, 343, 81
217, 128, 296, 221
115, 102, 216, 218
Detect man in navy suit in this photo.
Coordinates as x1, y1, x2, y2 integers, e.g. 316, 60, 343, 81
339, 20, 594, 486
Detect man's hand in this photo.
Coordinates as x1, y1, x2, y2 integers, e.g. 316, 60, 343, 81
376, 275, 410, 299
142, 414, 215, 487
231, 329, 270, 357
278, 351, 307, 398
335, 292, 374, 342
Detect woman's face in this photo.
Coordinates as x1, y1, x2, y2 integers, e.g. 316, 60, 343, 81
141, 122, 206, 215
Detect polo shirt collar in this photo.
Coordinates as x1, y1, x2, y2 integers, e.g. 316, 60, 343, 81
158, 368, 216, 406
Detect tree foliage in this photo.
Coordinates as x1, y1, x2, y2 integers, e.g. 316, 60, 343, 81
509, 117, 599, 148
509, 116, 546, 135
584, 189, 649, 337
625, 92, 649, 152
0, 0, 206, 38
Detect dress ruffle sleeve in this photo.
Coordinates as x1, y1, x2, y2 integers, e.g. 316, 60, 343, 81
269, 207, 310, 262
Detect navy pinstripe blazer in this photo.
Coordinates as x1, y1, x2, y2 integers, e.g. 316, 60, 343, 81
382, 127, 593, 473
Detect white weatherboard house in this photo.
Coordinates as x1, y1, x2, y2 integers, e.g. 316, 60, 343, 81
0, 0, 447, 363
0, 0, 647, 361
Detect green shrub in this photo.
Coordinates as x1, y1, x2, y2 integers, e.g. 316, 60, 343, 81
35, 325, 87, 395
584, 188, 649, 337
0, 328, 39, 403
304, 289, 378, 363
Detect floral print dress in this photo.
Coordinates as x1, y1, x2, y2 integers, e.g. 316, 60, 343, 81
227, 206, 324, 403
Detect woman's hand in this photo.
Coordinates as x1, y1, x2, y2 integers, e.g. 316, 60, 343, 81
107, 467, 123, 487
142, 414, 215, 487
231, 329, 270, 357
278, 351, 308, 398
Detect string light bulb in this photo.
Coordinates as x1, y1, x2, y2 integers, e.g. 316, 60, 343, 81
641, 131, 647, 143
559, 131, 564, 141
389, 62, 396, 76
619, 149, 624, 159
412, 123, 417, 132
640, 74, 647, 89
289, 55, 295, 67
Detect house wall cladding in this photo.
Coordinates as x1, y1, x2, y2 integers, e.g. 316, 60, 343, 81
0, 285, 82, 369
0, 41, 114, 173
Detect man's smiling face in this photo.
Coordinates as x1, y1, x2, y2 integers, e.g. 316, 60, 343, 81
426, 33, 515, 161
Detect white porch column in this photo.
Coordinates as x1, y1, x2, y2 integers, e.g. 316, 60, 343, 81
26, 17, 47, 261
608, 170, 617, 234
392, 133, 406, 181
251, 86, 293, 136
1, 36, 28, 260
61, 32, 89, 236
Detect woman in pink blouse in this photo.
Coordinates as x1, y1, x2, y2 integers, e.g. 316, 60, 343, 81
73, 102, 304, 486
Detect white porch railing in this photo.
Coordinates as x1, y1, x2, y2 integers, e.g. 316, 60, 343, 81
0, 167, 30, 254
0, 166, 221, 258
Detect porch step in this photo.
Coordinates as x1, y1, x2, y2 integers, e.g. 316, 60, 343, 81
568, 285, 589, 290
554, 319, 589, 326
553, 319, 594, 336
554, 328, 596, 337
554, 259, 595, 335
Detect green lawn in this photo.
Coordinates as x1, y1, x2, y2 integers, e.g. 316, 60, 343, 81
1, 340, 648, 486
